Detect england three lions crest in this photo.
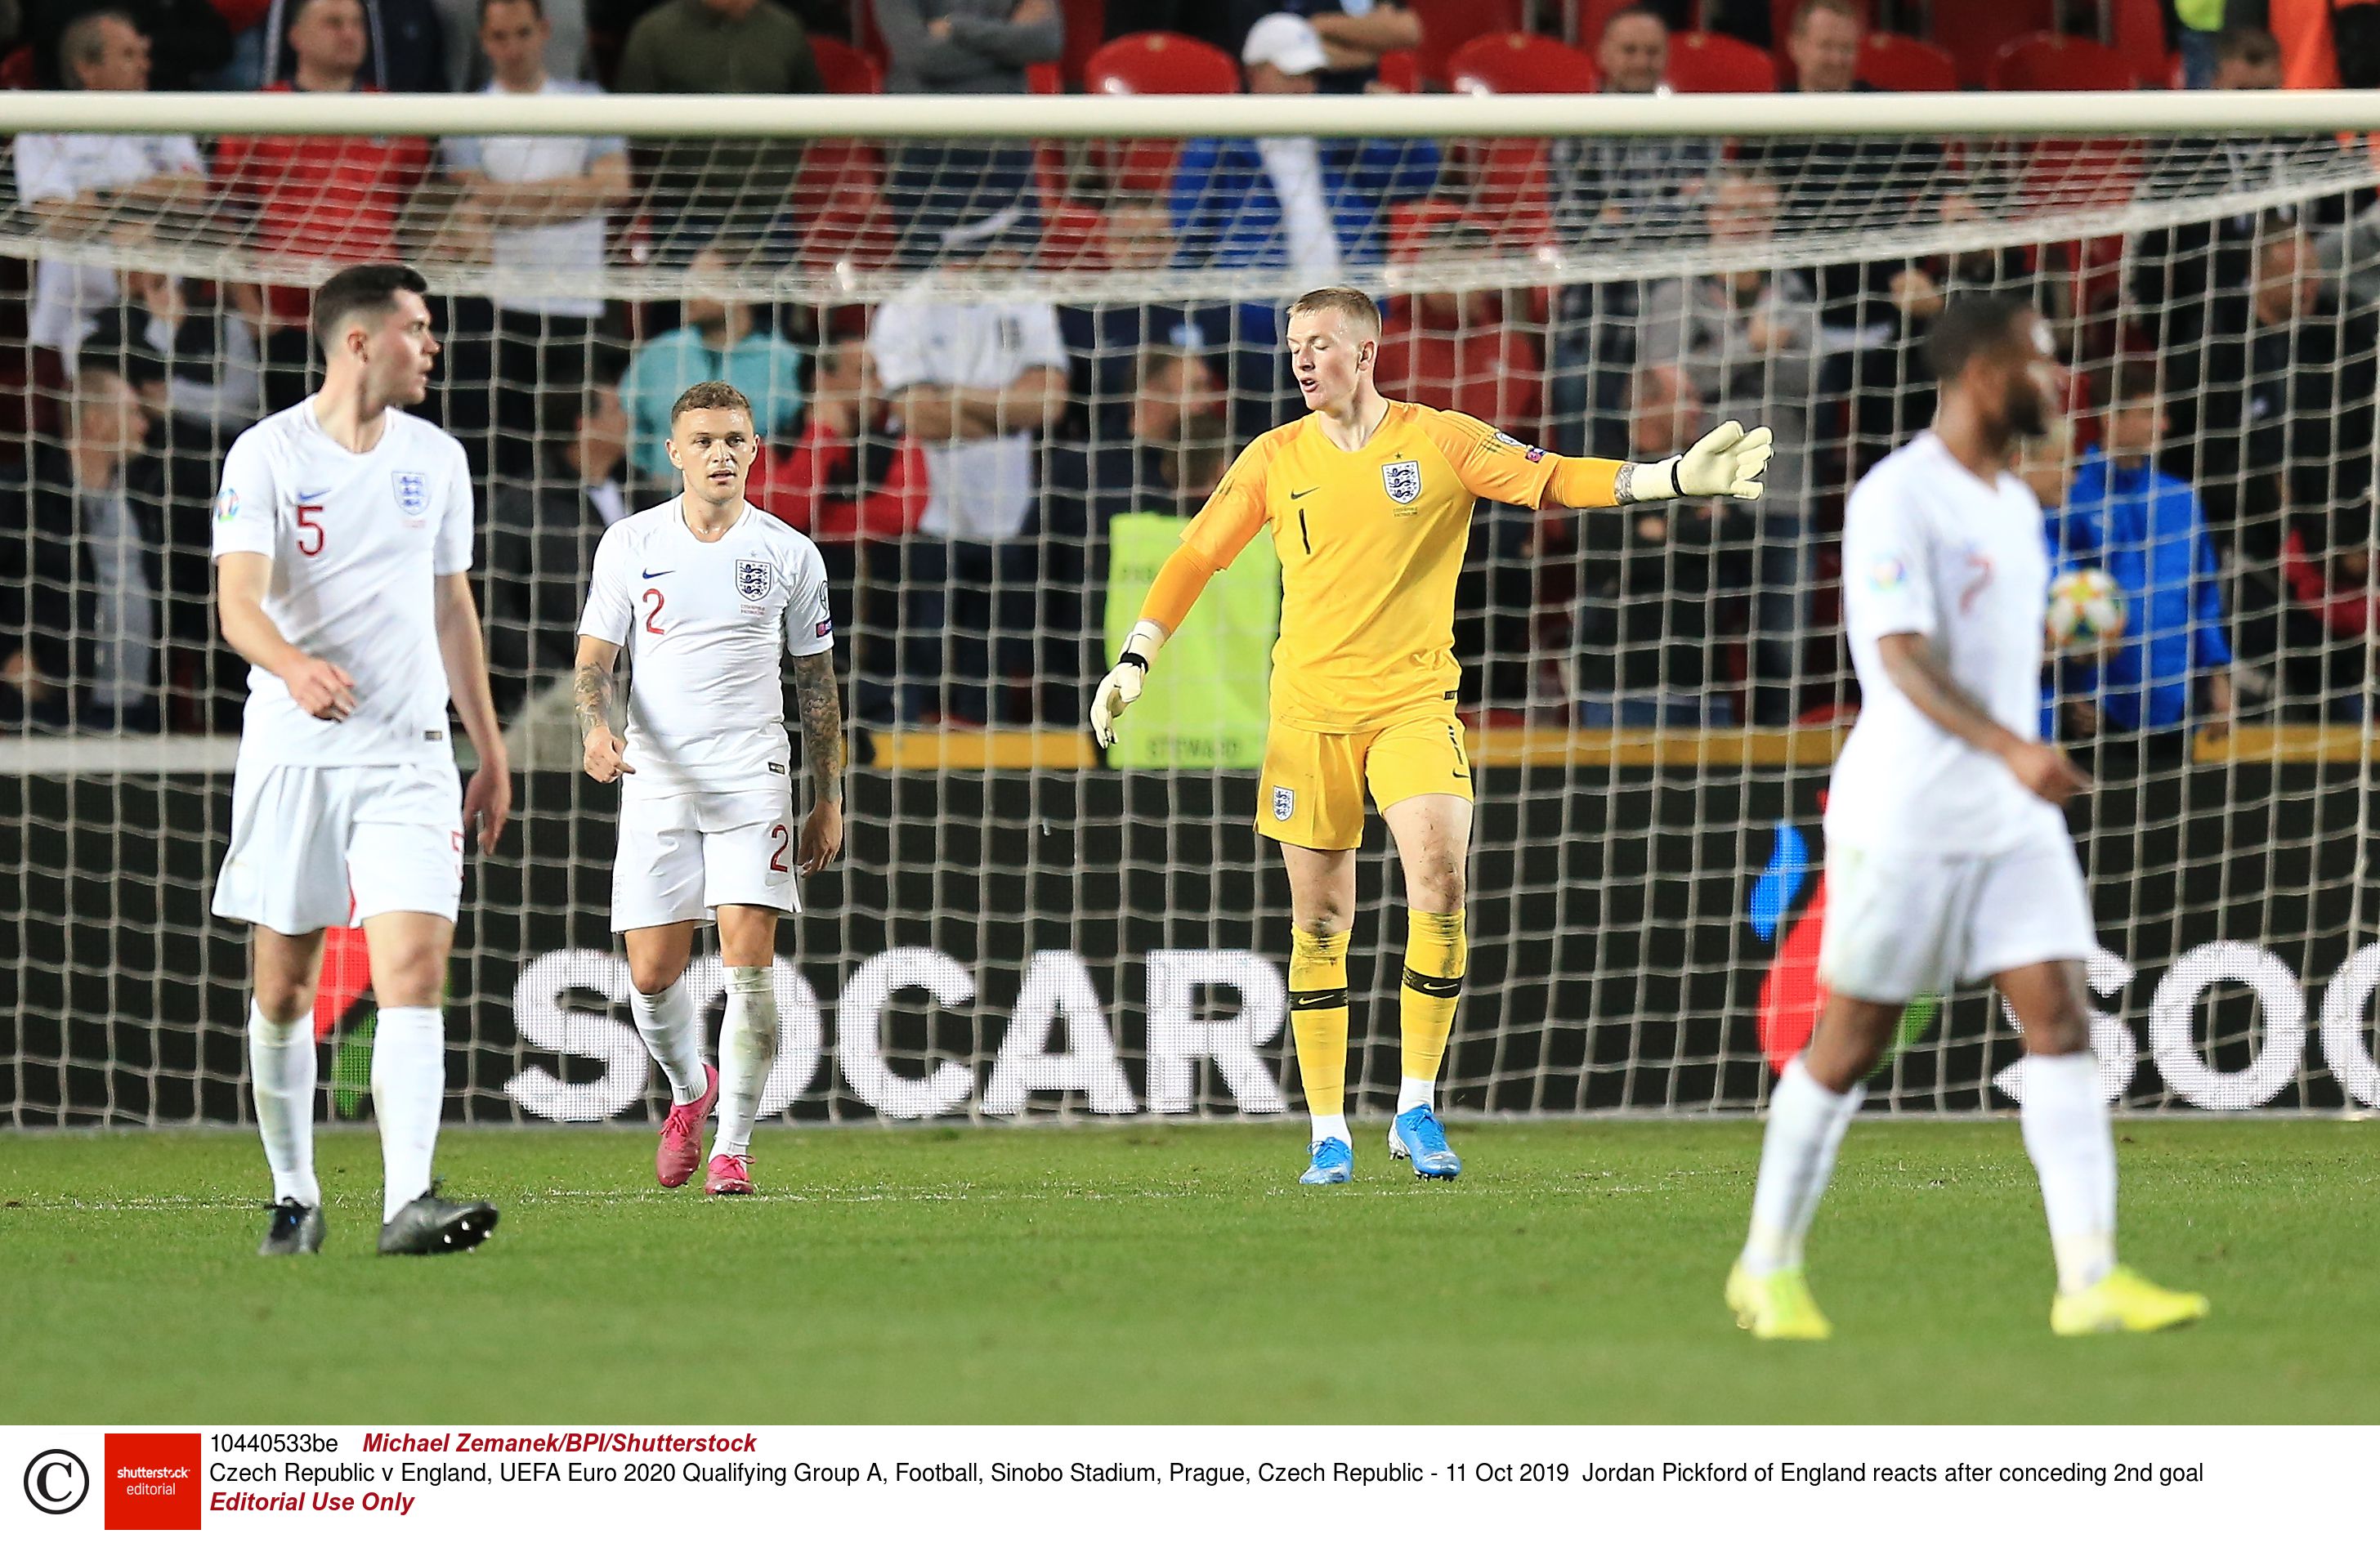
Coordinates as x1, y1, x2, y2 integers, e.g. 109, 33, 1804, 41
735, 559, 775, 602
391, 470, 430, 526
1381, 460, 1422, 506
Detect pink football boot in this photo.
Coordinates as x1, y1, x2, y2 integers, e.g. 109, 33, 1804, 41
656, 1065, 719, 1189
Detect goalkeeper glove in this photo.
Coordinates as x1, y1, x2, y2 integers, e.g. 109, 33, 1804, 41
1090, 621, 1167, 749
1628, 420, 1775, 502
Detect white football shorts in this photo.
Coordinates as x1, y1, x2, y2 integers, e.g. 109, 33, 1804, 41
212, 761, 465, 935
611, 786, 799, 933
1819, 829, 2097, 1004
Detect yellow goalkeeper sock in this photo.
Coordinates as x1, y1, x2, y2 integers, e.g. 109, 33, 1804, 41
1289, 927, 1351, 1125
1399, 908, 1467, 1095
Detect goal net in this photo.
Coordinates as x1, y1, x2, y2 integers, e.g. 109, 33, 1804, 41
4, 89, 2378, 1126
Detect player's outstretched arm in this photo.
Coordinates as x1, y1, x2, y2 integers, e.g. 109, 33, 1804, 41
790, 651, 844, 876
435, 573, 511, 852
1877, 632, 2090, 805
573, 634, 634, 783
215, 551, 355, 721
1091, 543, 1219, 749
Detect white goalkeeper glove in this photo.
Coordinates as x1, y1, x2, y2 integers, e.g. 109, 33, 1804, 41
1090, 621, 1168, 749
1628, 420, 1775, 502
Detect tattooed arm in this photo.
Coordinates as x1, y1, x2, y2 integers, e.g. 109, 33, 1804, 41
575, 634, 633, 782
790, 650, 845, 874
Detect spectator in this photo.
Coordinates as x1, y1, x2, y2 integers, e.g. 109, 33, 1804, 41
429, 0, 584, 87
2176, 0, 2226, 88
1635, 167, 1822, 723
2279, 490, 2377, 718
2136, 27, 2357, 356
2047, 364, 2235, 743
1214, 1, 1420, 95
873, 0, 1062, 260
28, 1, 234, 91
0, 368, 211, 733
485, 373, 629, 714
215, 0, 434, 412
1548, 6, 1715, 240
81, 269, 266, 452
2168, 225, 2380, 571
615, 242, 806, 487
1170, 14, 1439, 284
749, 337, 928, 722
615, 0, 824, 262
441, 0, 629, 472
1062, 198, 1286, 447
1375, 221, 1543, 430
1740, 0, 1944, 343
869, 213, 1069, 723
1560, 364, 1751, 726
13, 11, 206, 360
256, 0, 449, 89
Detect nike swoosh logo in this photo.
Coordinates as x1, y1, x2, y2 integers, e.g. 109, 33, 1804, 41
294, 490, 329, 502
1291, 487, 1318, 499
642, 569, 674, 579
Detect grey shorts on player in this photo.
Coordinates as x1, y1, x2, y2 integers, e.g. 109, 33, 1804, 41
212, 762, 465, 935
611, 786, 799, 933
1819, 829, 2097, 1004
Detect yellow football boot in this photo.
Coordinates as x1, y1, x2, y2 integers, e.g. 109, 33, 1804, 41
1726, 1261, 1833, 1340
2050, 1266, 2211, 1336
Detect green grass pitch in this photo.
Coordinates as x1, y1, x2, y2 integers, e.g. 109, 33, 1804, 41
4, 1120, 2375, 1424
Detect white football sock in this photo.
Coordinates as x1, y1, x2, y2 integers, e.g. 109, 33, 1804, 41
710, 967, 778, 1160
1309, 1113, 1351, 1146
1742, 1057, 1863, 1274
371, 1006, 447, 1223
1397, 1076, 1436, 1114
2019, 1051, 2118, 1294
630, 977, 708, 1104
248, 1004, 319, 1207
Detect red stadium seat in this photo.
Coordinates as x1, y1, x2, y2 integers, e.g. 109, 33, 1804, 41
810, 35, 884, 95
1084, 32, 1239, 95
0, 45, 33, 90
1408, 0, 1523, 90
1666, 30, 1778, 92
1375, 48, 1422, 94
1447, 32, 1597, 94
1026, 60, 1062, 94
1059, 0, 1105, 94
1929, 0, 2055, 87
1854, 33, 1959, 92
2109, 0, 2172, 86
1989, 32, 2143, 92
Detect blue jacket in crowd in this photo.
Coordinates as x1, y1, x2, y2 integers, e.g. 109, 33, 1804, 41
2046, 448, 2232, 731
1169, 136, 1440, 274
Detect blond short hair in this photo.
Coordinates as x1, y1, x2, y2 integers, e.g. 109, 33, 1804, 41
1286, 286, 1381, 338
669, 379, 754, 427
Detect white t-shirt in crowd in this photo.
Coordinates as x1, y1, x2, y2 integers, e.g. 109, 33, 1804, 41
579, 498, 833, 801
1826, 432, 2065, 858
869, 282, 1066, 542
12, 132, 204, 352
212, 400, 476, 771
443, 78, 624, 320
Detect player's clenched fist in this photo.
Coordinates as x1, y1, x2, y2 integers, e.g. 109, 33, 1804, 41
1089, 657, 1148, 749
284, 655, 356, 721
582, 726, 635, 782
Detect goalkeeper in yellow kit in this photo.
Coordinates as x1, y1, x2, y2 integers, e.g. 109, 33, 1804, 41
1089, 287, 1774, 1183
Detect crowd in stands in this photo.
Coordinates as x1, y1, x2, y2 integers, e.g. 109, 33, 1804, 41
0, 0, 2376, 747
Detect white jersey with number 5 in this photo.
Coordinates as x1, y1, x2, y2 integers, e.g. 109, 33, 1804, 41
1827, 432, 2065, 858
579, 499, 833, 801
211, 401, 475, 771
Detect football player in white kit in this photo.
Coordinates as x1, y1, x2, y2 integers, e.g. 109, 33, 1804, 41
574, 381, 843, 1198
1727, 297, 2209, 1340
212, 264, 511, 1258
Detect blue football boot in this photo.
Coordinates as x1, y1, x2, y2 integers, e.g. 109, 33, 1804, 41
1388, 1106, 1462, 1179
1299, 1136, 1353, 1185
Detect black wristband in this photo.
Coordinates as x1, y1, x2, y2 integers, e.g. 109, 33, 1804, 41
1118, 651, 1150, 673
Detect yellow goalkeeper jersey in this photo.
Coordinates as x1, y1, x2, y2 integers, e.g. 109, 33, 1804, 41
1179, 400, 1563, 733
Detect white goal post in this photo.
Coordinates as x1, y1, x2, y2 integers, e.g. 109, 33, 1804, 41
2, 86, 2377, 1127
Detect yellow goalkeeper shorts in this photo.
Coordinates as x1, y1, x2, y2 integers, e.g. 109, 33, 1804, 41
1255, 708, 1473, 852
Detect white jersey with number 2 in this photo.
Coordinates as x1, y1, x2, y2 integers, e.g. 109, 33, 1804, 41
211, 400, 475, 771
1827, 432, 2065, 858
579, 498, 833, 802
